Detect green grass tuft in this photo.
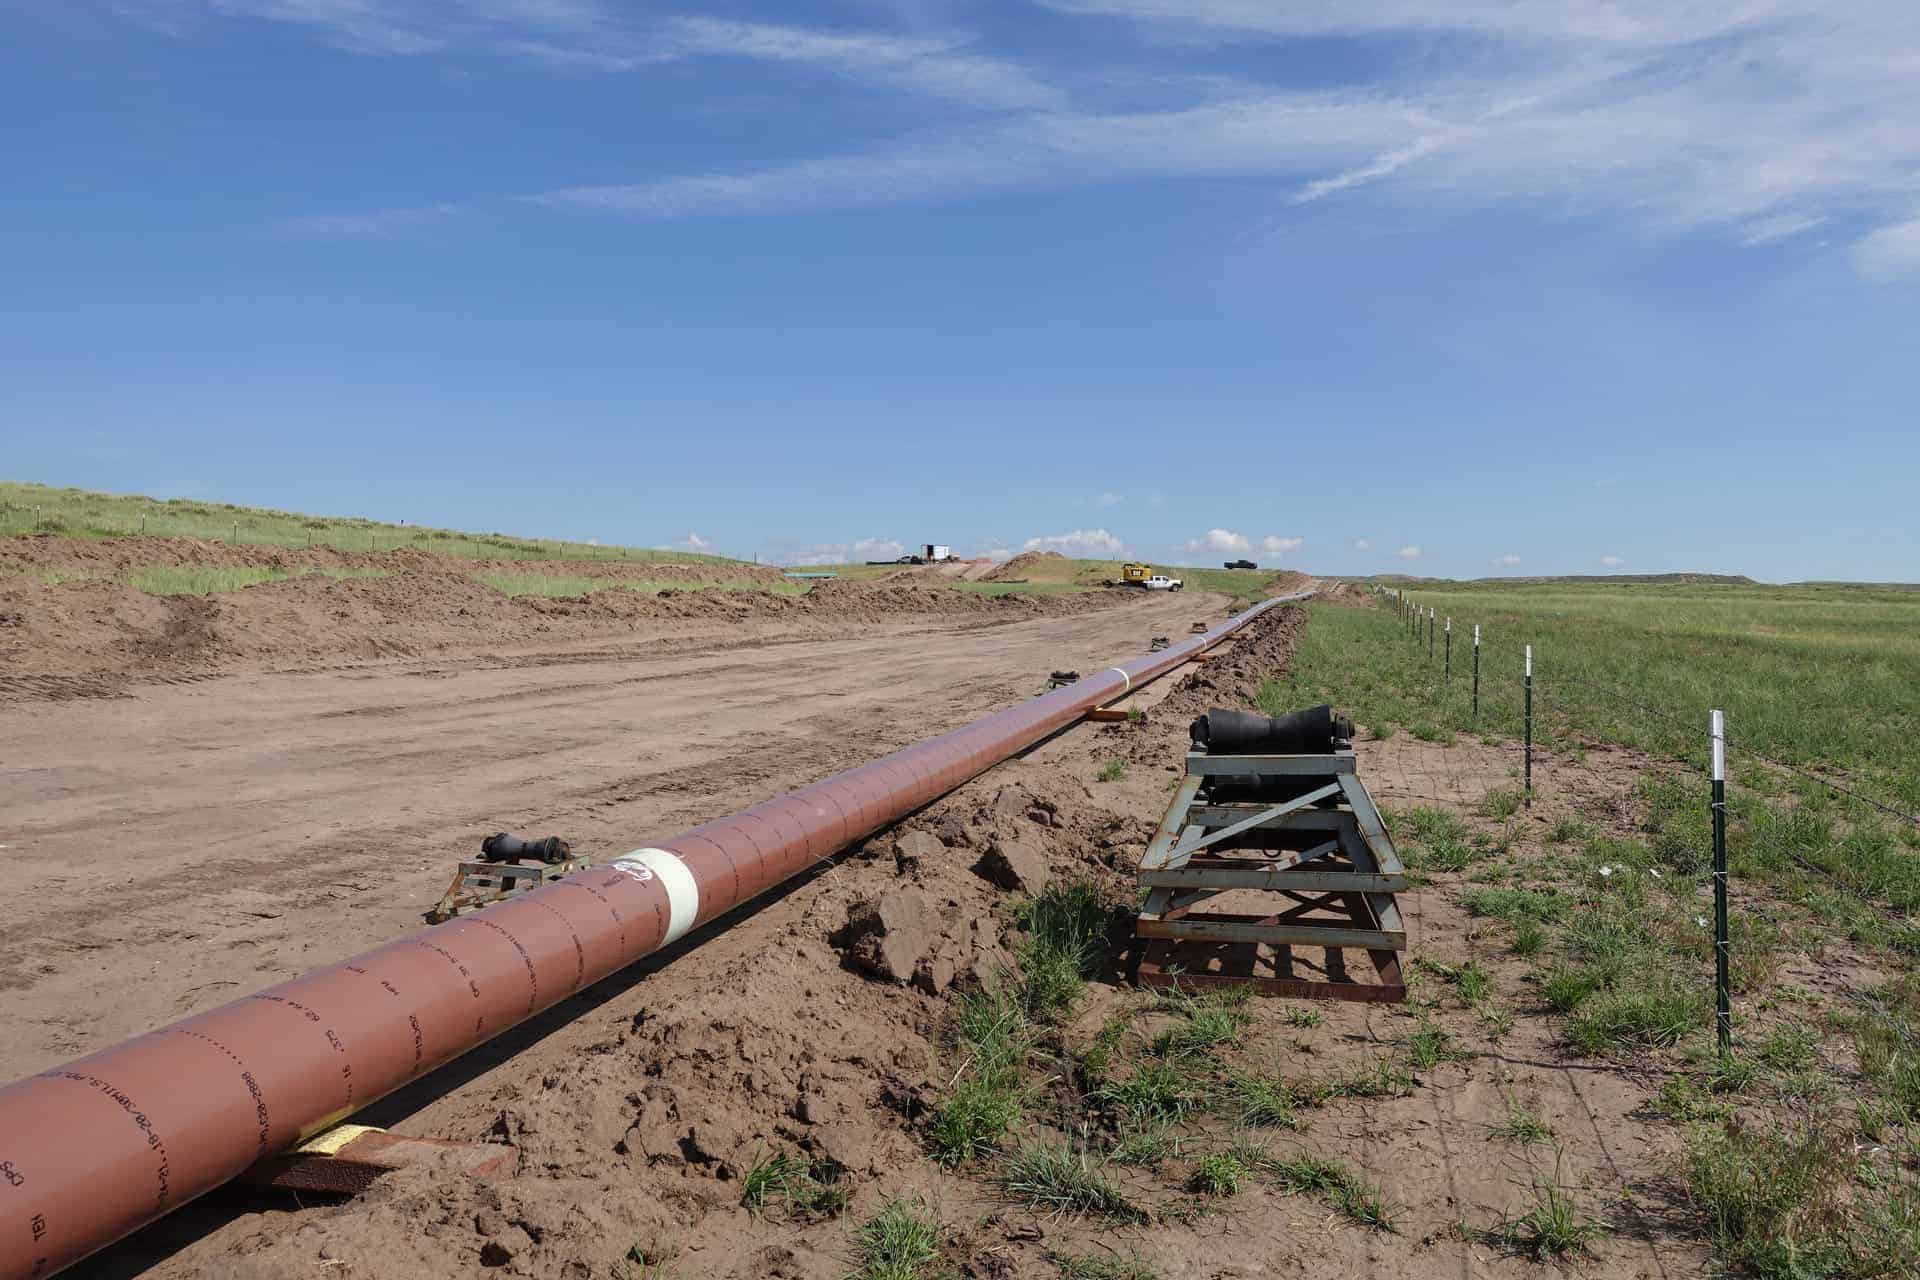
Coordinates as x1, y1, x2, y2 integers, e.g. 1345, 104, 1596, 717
1188, 1151, 1248, 1197
1001, 1140, 1143, 1220
849, 1198, 943, 1280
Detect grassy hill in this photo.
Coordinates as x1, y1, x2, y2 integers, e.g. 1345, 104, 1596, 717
0, 480, 737, 565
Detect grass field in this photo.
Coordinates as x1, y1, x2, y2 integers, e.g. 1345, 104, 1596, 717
1305, 581, 1920, 806
0, 480, 738, 564
1271, 583, 1920, 1277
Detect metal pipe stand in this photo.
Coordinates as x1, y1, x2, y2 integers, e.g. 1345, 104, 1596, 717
1134, 746, 1409, 1002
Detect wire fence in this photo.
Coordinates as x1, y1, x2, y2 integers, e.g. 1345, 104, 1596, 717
1373, 584, 1920, 1051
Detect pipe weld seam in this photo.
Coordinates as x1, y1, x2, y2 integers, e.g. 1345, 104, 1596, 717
611, 848, 700, 944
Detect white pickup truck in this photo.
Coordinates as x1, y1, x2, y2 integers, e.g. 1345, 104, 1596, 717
1143, 574, 1184, 591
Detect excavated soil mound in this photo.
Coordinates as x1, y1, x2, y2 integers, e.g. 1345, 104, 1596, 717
0, 538, 1137, 692
1261, 569, 1312, 596
0, 534, 792, 585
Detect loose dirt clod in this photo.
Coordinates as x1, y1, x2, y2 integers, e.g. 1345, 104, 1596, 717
978, 837, 1050, 894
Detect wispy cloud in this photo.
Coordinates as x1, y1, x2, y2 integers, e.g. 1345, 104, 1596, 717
1350, 537, 1373, 551
152, 2, 1920, 278
1395, 545, 1423, 560
267, 202, 467, 239
1092, 491, 1124, 508
193, 0, 609, 57
529, 3, 1920, 278
171, 5, 1063, 110
1260, 535, 1304, 556
1599, 554, 1626, 568
655, 18, 1066, 111
1490, 553, 1521, 567
1852, 216, 1920, 281
1740, 212, 1827, 246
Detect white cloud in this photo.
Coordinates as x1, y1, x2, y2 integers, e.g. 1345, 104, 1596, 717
175, 5, 1061, 110
970, 538, 1016, 562
1182, 528, 1251, 555
161, 3, 1920, 280
1024, 528, 1125, 557
1740, 212, 1827, 246
654, 18, 1065, 111
1852, 217, 1920, 281
269, 202, 466, 239
1395, 545, 1423, 560
1093, 492, 1124, 508
1146, 492, 1167, 509
527, 3, 1920, 278
1350, 537, 1373, 551
1599, 554, 1627, 568
665, 531, 712, 552
1490, 553, 1521, 567
186, 0, 608, 57
1259, 535, 1304, 556
775, 535, 906, 566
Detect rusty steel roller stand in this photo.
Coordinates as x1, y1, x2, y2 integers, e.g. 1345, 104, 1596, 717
1134, 705, 1409, 1003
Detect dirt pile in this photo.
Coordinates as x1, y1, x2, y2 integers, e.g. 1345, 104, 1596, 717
0, 534, 792, 585
0, 539, 1135, 693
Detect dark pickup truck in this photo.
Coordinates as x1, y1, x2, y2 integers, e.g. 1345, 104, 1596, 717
1223, 559, 1258, 570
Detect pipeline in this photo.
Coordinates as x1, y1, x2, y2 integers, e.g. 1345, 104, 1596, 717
0, 593, 1303, 1279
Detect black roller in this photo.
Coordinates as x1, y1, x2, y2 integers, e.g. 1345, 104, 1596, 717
1189, 704, 1353, 754
479, 832, 573, 864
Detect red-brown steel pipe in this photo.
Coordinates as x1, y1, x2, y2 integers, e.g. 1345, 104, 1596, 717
0, 594, 1300, 1279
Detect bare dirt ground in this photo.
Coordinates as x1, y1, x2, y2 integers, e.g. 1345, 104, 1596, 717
0, 535, 1128, 693
5, 586, 1743, 1280
0, 584, 1213, 1083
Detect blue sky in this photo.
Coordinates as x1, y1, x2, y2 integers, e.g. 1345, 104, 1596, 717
3, 2, 1917, 580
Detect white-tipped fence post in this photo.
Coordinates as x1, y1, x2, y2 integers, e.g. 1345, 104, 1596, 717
1523, 644, 1534, 805
1472, 624, 1481, 719
1711, 709, 1731, 1052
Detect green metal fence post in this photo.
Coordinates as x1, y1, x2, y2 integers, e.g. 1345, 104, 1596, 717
1523, 644, 1533, 806
1472, 624, 1481, 720
1711, 709, 1732, 1052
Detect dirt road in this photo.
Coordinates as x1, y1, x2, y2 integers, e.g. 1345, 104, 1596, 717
0, 590, 1214, 1084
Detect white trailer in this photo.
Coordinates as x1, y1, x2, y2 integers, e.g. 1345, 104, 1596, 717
923, 544, 953, 562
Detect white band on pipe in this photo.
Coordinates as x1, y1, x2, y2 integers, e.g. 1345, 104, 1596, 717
612, 847, 700, 944
1525, 644, 1533, 677
1474, 624, 1480, 645
1108, 667, 1132, 693
1710, 710, 1726, 782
